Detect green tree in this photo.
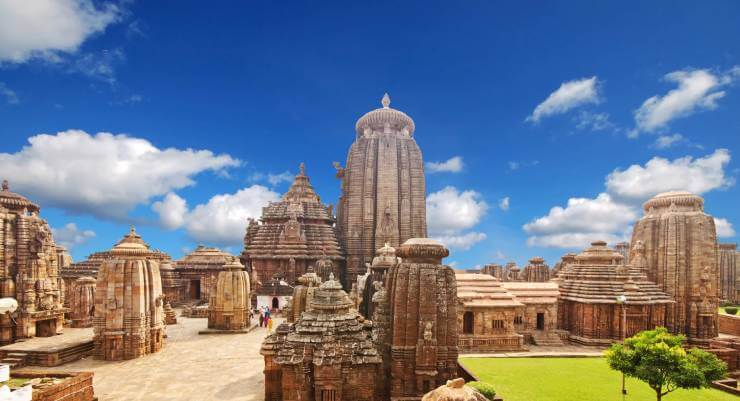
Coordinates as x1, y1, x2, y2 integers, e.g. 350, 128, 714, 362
605, 327, 727, 401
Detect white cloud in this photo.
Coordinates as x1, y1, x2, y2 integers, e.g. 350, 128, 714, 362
575, 111, 614, 131
152, 192, 188, 230
605, 149, 733, 203
426, 156, 464, 173
508, 161, 520, 171
0, 130, 240, 220
527, 76, 601, 123
634, 68, 737, 134
715, 218, 736, 238
433, 232, 487, 251
427, 186, 488, 251
51, 222, 95, 249
526, 232, 629, 249
184, 186, 280, 245
652, 134, 686, 149
499, 196, 510, 211
267, 171, 294, 186
0, 82, 19, 104
71, 48, 124, 85
0, 0, 120, 63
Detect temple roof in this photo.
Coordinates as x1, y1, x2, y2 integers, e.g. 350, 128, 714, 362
0, 180, 40, 212
282, 163, 320, 204
643, 191, 704, 213
110, 226, 156, 257
176, 245, 233, 269
456, 273, 523, 308
355, 93, 416, 136
501, 282, 559, 304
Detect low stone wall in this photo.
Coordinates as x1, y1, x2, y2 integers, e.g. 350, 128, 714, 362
10, 371, 94, 401
719, 314, 740, 336
458, 334, 525, 353
712, 378, 740, 396
710, 337, 740, 371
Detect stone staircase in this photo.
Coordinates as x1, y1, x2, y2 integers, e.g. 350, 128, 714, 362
532, 331, 565, 346
0, 352, 29, 369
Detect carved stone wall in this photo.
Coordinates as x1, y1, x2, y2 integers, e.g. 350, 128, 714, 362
69, 276, 96, 328
719, 243, 738, 304
520, 257, 550, 282
175, 245, 233, 303
206, 258, 251, 332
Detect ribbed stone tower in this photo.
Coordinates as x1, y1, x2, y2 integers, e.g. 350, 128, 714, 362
719, 243, 738, 304
205, 257, 251, 332
386, 238, 458, 399
629, 191, 719, 344
521, 257, 550, 282
93, 227, 165, 360
69, 276, 96, 328
336, 94, 428, 287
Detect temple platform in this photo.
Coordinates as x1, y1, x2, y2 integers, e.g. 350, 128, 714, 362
0, 328, 93, 368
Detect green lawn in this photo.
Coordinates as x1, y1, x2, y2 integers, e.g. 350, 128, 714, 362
460, 357, 735, 401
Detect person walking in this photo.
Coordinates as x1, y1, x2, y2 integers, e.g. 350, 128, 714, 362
267, 315, 273, 331
259, 311, 264, 327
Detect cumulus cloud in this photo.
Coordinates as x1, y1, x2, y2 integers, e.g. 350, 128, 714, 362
0, 130, 240, 220
652, 134, 686, 149
634, 68, 737, 134
250, 171, 295, 187
152, 192, 189, 230
0, 0, 120, 63
499, 197, 510, 211
427, 186, 488, 250
527, 76, 601, 123
51, 223, 95, 249
605, 149, 732, 203
426, 156, 464, 173
0, 82, 19, 104
715, 218, 736, 238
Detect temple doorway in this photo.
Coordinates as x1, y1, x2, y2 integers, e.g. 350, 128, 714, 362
35, 319, 56, 337
463, 311, 474, 334
536, 312, 545, 330
271, 297, 279, 310
190, 280, 201, 300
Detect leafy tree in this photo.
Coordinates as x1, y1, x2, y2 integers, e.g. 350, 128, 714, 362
606, 327, 727, 401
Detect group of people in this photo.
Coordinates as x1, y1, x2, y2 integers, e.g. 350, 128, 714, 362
257, 306, 273, 330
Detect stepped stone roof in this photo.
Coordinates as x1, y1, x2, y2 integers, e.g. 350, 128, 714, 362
456, 273, 523, 308
0, 180, 39, 212
557, 241, 673, 305
501, 282, 559, 304
176, 245, 233, 269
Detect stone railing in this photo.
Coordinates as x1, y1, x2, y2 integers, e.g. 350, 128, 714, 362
458, 334, 524, 353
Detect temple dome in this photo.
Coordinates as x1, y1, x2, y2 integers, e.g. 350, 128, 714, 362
0, 180, 39, 212
643, 191, 704, 213
574, 240, 624, 265
110, 226, 153, 257
355, 93, 416, 136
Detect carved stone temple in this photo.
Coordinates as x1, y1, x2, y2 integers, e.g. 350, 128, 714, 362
242, 163, 344, 288
204, 257, 251, 333
629, 191, 720, 344
0, 180, 66, 345
520, 256, 550, 282
718, 243, 738, 304
175, 245, 233, 303
336, 94, 428, 287
69, 276, 96, 328
93, 227, 165, 360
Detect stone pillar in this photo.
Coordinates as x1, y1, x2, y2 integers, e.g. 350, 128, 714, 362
69, 276, 96, 328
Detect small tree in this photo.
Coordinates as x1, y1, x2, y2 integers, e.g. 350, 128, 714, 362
606, 327, 727, 401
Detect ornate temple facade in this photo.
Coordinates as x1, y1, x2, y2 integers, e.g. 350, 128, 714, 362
336, 94, 428, 287
175, 245, 233, 303
502, 281, 563, 346
557, 241, 674, 345
93, 228, 165, 360
630, 191, 720, 344
0, 180, 66, 345
520, 257, 550, 282
719, 243, 738, 304
205, 257, 251, 332
242, 164, 344, 288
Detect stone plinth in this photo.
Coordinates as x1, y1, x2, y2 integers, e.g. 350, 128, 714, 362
93, 227, 165, 361
202, 258, 251, 333
69, 277, 96, 328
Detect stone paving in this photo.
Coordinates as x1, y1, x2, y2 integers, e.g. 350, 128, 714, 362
19, 315, 275, 401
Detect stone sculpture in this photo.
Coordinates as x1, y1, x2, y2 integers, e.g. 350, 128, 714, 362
69, 276, 96, 328
204, 257, 251, 333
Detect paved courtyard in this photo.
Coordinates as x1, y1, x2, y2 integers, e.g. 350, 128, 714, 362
20, 315, 275, 401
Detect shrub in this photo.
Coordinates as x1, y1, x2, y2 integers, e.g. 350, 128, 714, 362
466, 381, 496, 400
726, 307, 738, 315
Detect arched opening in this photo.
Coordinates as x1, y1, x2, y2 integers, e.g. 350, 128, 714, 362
463, 311, 474, 334
271, 297, 279, 310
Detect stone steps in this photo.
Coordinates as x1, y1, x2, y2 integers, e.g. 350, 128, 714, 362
1, 352, 29, 369
532, 331, 565, 346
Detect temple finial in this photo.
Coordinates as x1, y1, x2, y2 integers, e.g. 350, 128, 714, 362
1, 180, 8, 191
299, 162, 306, 176
381, 93, 390, 108
129, 225, 136, 235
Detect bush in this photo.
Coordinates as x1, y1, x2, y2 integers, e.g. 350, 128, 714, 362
726, 307, 738, 315
466, 381, 496, 400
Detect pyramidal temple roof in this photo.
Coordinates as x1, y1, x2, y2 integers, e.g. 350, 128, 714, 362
282, 163, 320, 204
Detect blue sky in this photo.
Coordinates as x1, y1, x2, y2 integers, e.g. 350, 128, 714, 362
0, 1, 738, 269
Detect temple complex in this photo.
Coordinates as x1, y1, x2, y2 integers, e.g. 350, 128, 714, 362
502, 282, 562, 346
361, 243, 399, 318
0, 180, 66, 345
261, 273, 382, 401
719, 243, 738, 304
520, 257, 550, 282
557, 241, 674, 345
630, 191, 720, 344
456, 273, 525, 352
335, 94, 428, 286
242, 164, 344, 288
386, 238, 458, 399
93, 227, 165, 360
255, 275, 293, 312
205, 257, 251, 333
175, 245, 233, 303
68, 276, 96, 328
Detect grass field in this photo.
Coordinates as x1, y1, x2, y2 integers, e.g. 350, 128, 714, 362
460, 357, 735, 401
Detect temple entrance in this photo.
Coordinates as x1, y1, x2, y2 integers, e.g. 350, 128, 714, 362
536, 312, 545, 330
35, 319, 56, 337
271, 297, 279, 310
190, 280, 201, 300
463, 311, 474, 334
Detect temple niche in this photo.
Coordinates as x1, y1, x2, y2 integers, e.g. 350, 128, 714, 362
261, 273, 382, 401
242, 164, 344, 288
68, 276, 96, 328
336, 94, 428, 287
204, 257, 251, 333
175, 245, 233, 303
718, 243, 738, 304
386, 238, 458, 399
630, 191, 719, 344
0, 180, 66, 345
557, 241, 674, 345
520, 257, 550, 282
93, 227, 165, 360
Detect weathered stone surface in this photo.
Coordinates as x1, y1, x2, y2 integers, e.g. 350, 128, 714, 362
336, 94, 428, 287
175, 245, 233, 303
93, 227, 165, 360
242, 164, 344, 290
159, 260, 183, 306
629, 191, 719, 344
421, 378, 488, 401
0, 180, 66, 345
206, 257, 251, 332
502, 281, 562, 346
719, 243, 738, 304
520, 257, 550, 282
556, 240, 674, 345
69, 276, 96, 328
285, 268, 321, 323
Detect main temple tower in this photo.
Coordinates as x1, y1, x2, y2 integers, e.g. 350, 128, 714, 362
336, 94, 427, 286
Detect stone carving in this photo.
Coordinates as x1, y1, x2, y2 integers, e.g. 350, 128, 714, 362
93, 227, 165, 360
719, 243, 738, 304
204, 257, 251, 333
520, 256, 550, 282
69, 276, 96, 328
0, 180, 66, 344
629, 191, 719, 344
336, 94, 428, 287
